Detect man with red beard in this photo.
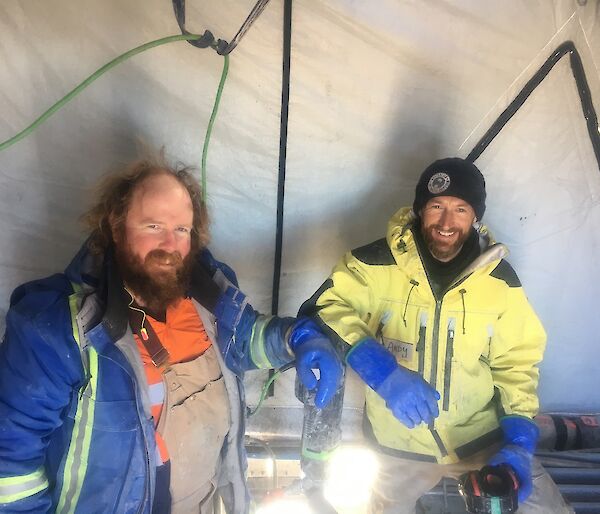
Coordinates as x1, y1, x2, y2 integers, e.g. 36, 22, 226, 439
0, 158, 342, 514
300, 158, 571, 513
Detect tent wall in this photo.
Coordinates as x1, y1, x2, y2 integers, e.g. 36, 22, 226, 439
0, 1, 599, 438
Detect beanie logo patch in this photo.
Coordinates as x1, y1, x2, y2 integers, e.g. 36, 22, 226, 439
428, 172, 450, 194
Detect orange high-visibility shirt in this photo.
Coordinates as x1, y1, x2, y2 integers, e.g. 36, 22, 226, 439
132, 298, 211, 465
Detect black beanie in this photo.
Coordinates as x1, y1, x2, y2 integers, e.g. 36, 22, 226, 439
413, 157, 486, 220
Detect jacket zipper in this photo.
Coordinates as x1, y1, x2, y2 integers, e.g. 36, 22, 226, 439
429, 299, 449, 457
416, 313, 427, 376
405, 241, 451, 458
428, 424, 448, 457
82, 322, 150, 514
429, 300, 442, 390
375, 320, 385, 342
103, 356, 151, 514
442, 318, 456, 411
108, 355, 150, 514
411, 242, 442, 391
109, 348, 152, 513
136, 393, 151, 514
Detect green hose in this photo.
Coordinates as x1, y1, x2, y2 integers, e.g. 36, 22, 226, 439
201, 54, 229, 200
0, 34, 206, 152
0, 33, 230, 201
248, 362, 294, 417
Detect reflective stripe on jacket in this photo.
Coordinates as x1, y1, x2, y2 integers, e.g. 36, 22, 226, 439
305, 207, 546, 464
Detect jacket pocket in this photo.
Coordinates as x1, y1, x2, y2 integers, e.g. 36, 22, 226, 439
162, 374, 230, 505
377, 308, 428, 373
416, 312, 428, 376
59, 397, 146, 514
67, 396, 139, 432
442, 318, 456, 411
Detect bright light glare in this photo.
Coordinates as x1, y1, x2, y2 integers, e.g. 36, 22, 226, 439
263, 458, 274, 476
324, 446, 379, 510
256, 497, 312, 514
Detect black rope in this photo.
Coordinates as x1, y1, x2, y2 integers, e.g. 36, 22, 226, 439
172, 0, 272, 55
171, 0, 215, 49
467, 41, 600, 173
224, 0, 272, 55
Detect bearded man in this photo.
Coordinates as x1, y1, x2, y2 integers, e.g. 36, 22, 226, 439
300, 157, 572, 513
0, 157, 342, 514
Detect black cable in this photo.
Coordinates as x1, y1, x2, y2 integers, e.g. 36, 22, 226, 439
222, 0, 272, 55
246, 362, 295, 416
467, 41, 600, 173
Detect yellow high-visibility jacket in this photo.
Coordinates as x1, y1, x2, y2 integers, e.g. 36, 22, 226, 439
307, 207, 546, 464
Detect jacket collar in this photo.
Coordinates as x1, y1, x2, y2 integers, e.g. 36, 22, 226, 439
386, 206, 508, 282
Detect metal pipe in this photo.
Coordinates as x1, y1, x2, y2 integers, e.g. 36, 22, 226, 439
569, 503, 600, 513
546, 467, 600, 484
558, 484, 600, 501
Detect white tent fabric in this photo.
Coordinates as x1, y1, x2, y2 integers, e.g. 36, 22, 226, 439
0, 1, 598, 439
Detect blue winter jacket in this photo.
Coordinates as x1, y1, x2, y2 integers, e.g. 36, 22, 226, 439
0, 243, 296, 513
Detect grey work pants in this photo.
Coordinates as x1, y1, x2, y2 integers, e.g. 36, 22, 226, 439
369, 447, 574, 514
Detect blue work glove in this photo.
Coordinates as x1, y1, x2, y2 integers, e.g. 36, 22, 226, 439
488, 416, 539, 503
288, 318, 343, 409
347, 338, 440, 428
376, 366, 441, 428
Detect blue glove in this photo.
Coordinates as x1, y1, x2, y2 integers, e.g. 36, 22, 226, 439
289, 318, 343, 409
376, 366, 441, 428
488, 416, 539, 503
347, 338, 440, 428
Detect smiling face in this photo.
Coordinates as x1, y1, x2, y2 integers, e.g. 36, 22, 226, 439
113, 172, 196, 310
123, 173, 193, 266
419, 196, 476, 262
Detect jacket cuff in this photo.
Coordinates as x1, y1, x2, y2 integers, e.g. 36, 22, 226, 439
500, 415, 539, 454
287, 317, 325, 352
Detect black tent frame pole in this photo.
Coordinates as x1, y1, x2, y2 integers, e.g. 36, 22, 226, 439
268, 0, 293, 396
271, 0, 292, 317
467, 41, 600, 171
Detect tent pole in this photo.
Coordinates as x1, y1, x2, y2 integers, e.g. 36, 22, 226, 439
268, 0, 293, 396
272, 0, 293, 318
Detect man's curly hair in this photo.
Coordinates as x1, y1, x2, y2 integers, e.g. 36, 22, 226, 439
81, 156, 209, 255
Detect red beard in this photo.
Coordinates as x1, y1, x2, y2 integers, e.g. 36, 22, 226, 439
115, 245, 195, 313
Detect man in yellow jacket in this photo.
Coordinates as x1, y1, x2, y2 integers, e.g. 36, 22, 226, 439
301, 158, 572, 513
